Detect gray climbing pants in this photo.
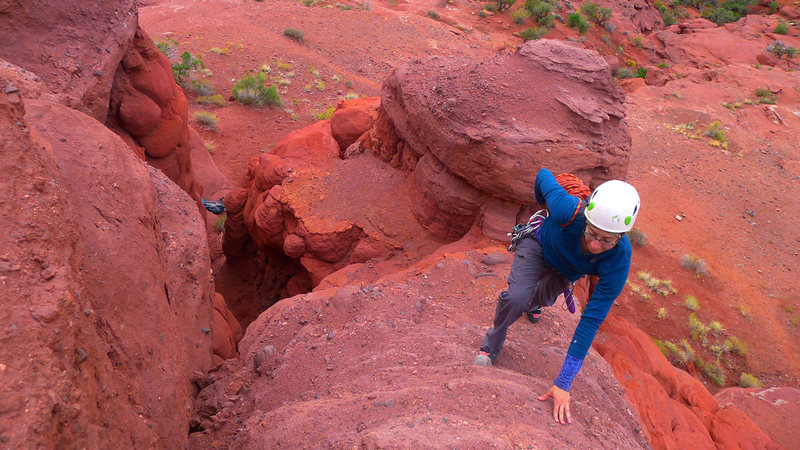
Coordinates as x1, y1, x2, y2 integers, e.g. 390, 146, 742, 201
481, 236, 569, 355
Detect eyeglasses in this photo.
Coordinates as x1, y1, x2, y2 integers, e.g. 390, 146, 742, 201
584, 225, 620, 246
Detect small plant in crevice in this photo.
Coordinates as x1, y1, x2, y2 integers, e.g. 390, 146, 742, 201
193, 111, 219, 131
567, 12, 590, 34
739, 372, 763, 388
681, 254, 708, 277
774, 21, 789, 35
213, 214, 227, 232
204, 138, 216, 154
695, 356, 725, 386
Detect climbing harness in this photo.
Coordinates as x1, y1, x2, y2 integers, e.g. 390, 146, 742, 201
507, 209, 548, 253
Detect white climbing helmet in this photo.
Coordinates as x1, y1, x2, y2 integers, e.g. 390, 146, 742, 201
584, 180, 640, 234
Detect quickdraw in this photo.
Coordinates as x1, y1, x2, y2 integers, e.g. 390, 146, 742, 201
507, 209, 549, 253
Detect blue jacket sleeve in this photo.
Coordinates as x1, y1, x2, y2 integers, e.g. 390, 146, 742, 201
534, 168, 580, 224
566, 243, 631, 361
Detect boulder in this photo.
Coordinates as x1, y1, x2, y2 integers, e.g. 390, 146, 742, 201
716, 386, 800, 449
331, 96, 381, 153
372, 39, 631, 238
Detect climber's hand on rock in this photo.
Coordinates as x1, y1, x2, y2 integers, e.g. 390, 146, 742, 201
538, 385, 572, 425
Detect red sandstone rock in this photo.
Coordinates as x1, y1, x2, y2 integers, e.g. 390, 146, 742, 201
107, 28, 202, 204
0, 77, 214, 448
0, 0, 137, 119
716, 387, 800, 448
331, 96, 381, 153
212, 293, 243, 361
372, 39, 630, 239
272, 119, 340, 161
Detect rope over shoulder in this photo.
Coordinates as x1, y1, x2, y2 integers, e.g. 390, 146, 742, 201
555, 173, 591, 227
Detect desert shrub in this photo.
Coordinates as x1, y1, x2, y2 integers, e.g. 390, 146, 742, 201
657, 307, 668, 319
314, 106, 336, 120
695, 356, 725, 386
155, 38, 179, 59
478, 10, 488, 17
567, 12, 590, 34
627, 228, 647, 247
739, 372, 763, 388
766, 40, 797, 58
768, 1, 779, 12
657, 61, 669, 68
483, 3, 499, 12
774, 22, 788, 35
726, 336, 748, 356
755, 87, 777, 104
663, 340, 679, 357
193, 111, 219, 130
209, 47, 230, 55
521, 26, 549, 40
524, 0, 553, 19
633, 36, 643, 48
284, 28, 305, 41
512, 9, 530, 24
708, 320, 725, 336
681, 254, 708, 276
638, 271, 677, 296
359, 0, 371, 10
213, 214, 227, 232
494, 0, 517, 12
197, 94, 226, 106
172, 51, 205, 85
537, 13, 556, 27
335, 2, 353, 9
615, 67, 636, 78
688, 313, 708, 339
427, 10, 440, 20
635, 67, 648, 78
703, 120, 726, 143
700, 0, 759, 25
579, 1, 598, 21
190, 79, 216, 96
232, 73, 283, 107
679, 339, 695, 364
684, 295, 700, 311
315, 81, 326, 91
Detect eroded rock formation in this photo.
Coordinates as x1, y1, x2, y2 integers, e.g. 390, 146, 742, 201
0, 72, 213, 448
368, 39, 631, 240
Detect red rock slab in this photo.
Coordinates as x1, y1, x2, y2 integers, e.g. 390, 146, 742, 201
717, 386, 800, 449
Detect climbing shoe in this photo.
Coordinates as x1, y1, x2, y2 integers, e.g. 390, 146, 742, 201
526, 307, 542, 324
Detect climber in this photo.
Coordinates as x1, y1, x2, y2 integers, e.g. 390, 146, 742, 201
476, 167, 640, 426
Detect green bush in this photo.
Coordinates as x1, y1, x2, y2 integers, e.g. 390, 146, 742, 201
427, 9, 440, 20
596, 7, 612, 25
284, 28, 305, 41
512, 9, 530, 24
653, 338, 669, 357
579, 2, 598, 21
232, 73, 283, 107
172, 51, 205, 85
483, 3, 499, 12
537, 13, 556, 27
755, 87, 777, 104
774, 22, 788, 35
521, 26, 549, 41
524, 0, 553, 19
768, 1, 779, 13
190, 79, 215, 96
704, 120, 726, 143
567, 12, 590, 34
635, 67, 648, 78
494, 0, 517, 12
197, 94, 226, 106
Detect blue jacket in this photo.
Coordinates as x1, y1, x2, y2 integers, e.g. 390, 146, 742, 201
534, 168, 632, 389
